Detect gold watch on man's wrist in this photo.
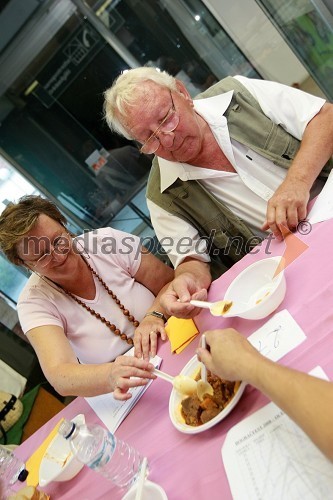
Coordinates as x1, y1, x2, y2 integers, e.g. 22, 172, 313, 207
144, 310, 167, 323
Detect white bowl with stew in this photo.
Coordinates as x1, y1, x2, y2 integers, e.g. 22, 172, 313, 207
169, 355, 246, 434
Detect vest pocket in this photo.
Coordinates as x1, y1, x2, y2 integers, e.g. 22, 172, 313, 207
264, 123, 290, 156
281, 135, 300, 160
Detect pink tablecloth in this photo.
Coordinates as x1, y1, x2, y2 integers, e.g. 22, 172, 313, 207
14, 219, 333, 499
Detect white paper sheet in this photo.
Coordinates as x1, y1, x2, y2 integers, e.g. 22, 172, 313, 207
0, 359, 27, 397
85, 349, 162, 433
222, 367, 333, 500
307, 169, 333, 224
247, 309, 306, 361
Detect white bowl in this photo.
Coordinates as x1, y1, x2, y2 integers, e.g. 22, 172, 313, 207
39, 414, 85, 487
223, 256, 286, 320
169, 355, 246, 434
122, 479, 168, 500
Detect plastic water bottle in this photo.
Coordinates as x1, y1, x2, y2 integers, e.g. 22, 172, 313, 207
58, 419, 144, 490
0, 446, 29, 499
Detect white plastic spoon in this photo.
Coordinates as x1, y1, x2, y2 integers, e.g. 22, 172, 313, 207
135, 456, 148, 500
190, 299, 233, 316
154, 368, 197, 395
197, 335, 214, 401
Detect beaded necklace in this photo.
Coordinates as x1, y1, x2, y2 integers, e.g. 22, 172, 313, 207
61, 259, 138, 346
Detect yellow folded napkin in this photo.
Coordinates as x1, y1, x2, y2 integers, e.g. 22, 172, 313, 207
26, 419, 64, 487
165, 317, 199, 354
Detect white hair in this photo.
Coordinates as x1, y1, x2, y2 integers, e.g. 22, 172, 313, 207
103, 67, 177, 139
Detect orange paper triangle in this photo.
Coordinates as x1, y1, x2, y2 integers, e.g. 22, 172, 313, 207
274, 225, 309, 276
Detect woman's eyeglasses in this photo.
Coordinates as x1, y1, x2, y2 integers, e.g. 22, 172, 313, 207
140, 90, 179, 155
26, 232, 71, 268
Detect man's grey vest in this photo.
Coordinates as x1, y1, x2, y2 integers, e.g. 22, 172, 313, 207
146, 77, 332, 278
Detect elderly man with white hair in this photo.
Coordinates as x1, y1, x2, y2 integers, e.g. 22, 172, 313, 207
104, 67, 333, 318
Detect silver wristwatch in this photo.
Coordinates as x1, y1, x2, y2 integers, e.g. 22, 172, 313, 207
144, 310, 167, 323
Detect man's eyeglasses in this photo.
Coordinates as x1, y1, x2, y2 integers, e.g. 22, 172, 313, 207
26, 232, 71, 268
140, 90, 179, 155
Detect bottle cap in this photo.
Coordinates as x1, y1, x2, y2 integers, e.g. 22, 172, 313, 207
18, 469, 29, 481
58, 419, 76, 439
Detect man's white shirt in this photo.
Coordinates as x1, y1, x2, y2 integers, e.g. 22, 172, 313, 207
147, 75, 325, 267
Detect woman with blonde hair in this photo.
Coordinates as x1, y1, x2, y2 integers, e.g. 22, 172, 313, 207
0, 196, 174, 400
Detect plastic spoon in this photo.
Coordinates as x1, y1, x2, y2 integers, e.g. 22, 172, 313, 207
197, 335, 214, 401
135, 456, 148, 500
190, 299, 233, 316
154, 368, 197, 395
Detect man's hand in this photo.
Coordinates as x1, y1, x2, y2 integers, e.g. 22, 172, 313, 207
160, 273, 208, 318
262, 177, 310, 240
160, 259, 211, 318
197, 328, 260, 382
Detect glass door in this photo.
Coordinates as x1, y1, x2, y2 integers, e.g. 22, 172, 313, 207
254, 0, 333, 100
0, 3, 152, 230
0, 0, 261, 233
85, 0, 260, 93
